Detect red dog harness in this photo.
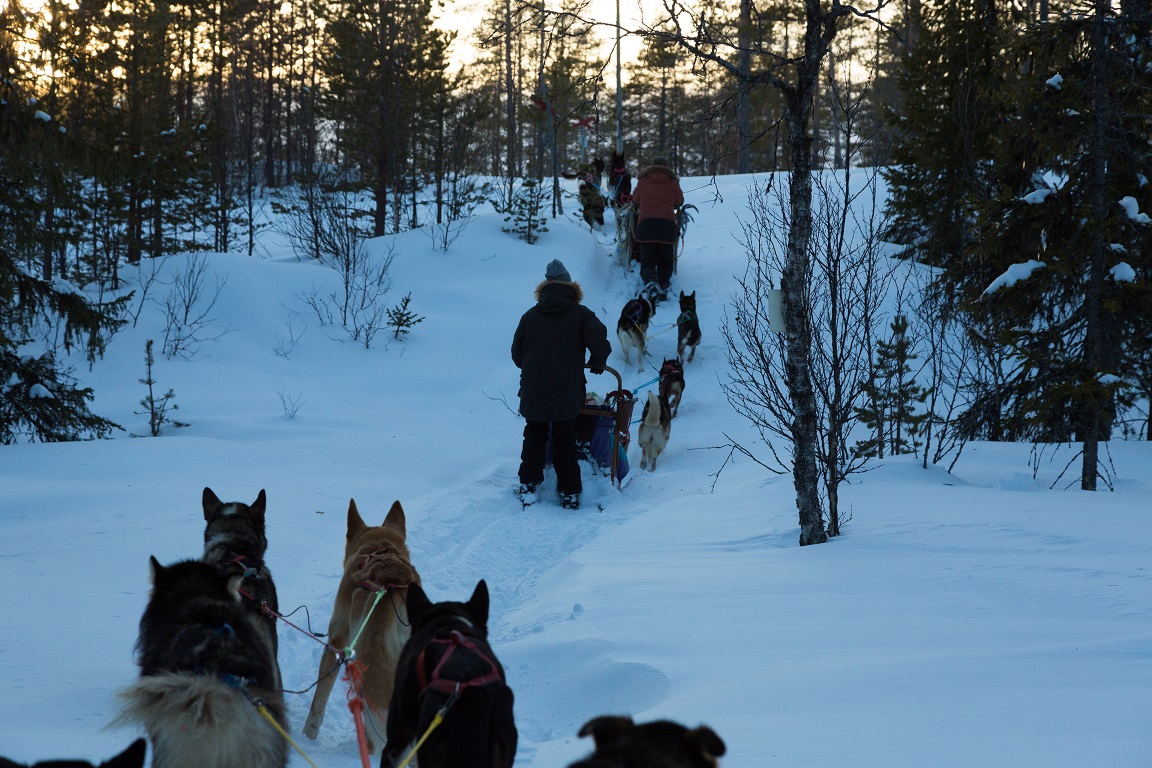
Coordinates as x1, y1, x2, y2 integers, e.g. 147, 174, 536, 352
416, 630, 503, 696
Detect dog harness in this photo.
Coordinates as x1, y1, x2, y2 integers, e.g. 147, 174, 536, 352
660, 360, 682, 378
416, 629, 503, 696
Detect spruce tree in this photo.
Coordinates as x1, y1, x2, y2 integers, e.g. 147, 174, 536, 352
974, 1, 1151, 488
854, 314, 930, 458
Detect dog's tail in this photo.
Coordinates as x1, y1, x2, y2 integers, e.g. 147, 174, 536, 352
113, 673, 288, 768
642, 391, 663, 427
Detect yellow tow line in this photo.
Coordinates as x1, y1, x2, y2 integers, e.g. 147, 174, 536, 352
393, 690, 459, 768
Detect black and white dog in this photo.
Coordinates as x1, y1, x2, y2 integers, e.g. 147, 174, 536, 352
383, 580, 517, 768
114, 557, 288, 768
201, 487, 280, 680
617, 294, 654, 372
676, 291, 701, 364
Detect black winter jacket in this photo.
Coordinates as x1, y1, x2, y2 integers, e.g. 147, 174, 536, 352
511, 281, 611, 421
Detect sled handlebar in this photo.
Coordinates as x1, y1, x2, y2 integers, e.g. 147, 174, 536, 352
585, 364, 624, 392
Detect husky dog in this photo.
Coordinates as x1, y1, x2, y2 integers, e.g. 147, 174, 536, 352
0, 740, 147, 768
114, 557, 287, 768
568, 716, 726, 768
201, 487, 280, 673
637, 390, 672, 471
658, 358, 685, 418
676, 291, 701, 363
578, 173, 607, 230
608, 152, 632, 209
616, 294, 653, 372
303, 500, 420, 754
383, 580, 517, 768
613, 204, 637, 269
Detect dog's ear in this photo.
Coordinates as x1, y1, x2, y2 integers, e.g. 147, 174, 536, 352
467, 579, 490, 626
249, 489, 267, 522
148, 555, 165, 585
686, 726, 726, 760
406, 581, 432, 624
383, 500, 406, 538
102, 739, 148, 768
346, 499, 367, 541
202, 487, 222, 521
577, 715, 635, 748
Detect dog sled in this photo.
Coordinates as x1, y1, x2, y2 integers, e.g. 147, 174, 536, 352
580, 365, 636, 487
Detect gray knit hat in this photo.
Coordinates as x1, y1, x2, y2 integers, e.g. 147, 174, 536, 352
652, 156, 669, 167
545, 259, 572, 283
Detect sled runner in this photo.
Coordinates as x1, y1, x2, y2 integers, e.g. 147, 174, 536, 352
580, 365, 636, 487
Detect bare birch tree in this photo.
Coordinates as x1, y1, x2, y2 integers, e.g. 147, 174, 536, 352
653, 0, 891, 544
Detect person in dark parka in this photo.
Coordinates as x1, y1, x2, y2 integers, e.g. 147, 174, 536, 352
630, 155, 684, 299
511, 259, 611, 509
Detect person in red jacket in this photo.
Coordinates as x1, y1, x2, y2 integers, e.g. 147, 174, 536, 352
630, 155, 684, 300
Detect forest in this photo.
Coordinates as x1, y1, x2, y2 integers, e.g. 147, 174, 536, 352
1, 0, 1150, 501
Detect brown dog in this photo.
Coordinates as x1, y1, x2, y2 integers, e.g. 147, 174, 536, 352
568, 715, 726, 768
302, 500, 420, 754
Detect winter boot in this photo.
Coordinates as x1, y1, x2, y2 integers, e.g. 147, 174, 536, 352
560, 492, 580, 510
518, 483, 540, 507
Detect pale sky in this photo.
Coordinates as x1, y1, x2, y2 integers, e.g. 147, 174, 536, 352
438, 0, 650, 74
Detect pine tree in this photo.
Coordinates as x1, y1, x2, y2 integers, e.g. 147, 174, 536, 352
0, 38, 128, 444
386, 293, 425, 339
319, 0, 454, 236
854, 314, 931, 458
882, 0, 1025, 273
973, 1, 1152, 488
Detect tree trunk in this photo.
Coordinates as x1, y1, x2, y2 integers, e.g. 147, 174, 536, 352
1080, 0, 1111, 490
782, 0, 842, 546
736, 0, 751, 173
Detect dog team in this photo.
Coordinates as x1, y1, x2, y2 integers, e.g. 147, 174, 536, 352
617, 286, 702, 473
5, 486, 726, 768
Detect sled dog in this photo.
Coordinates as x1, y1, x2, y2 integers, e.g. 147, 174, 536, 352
578, 173, 607, 230
0, 740, 147, 768
114, 557, 287, 768
201, 487, 280, 680
617, 294, 653, 371
303, 500, 420, 754
676, 290, 701, 363
383, 580, 517, 768
658, 358, 685, 418
568, 716, 726, 768
637, 390, 672, 471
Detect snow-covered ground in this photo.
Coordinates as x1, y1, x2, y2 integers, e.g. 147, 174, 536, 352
2, 172, 1150, 767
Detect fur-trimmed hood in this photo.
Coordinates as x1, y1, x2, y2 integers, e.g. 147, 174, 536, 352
535, 279, 584, 304
637, 164, 678, 181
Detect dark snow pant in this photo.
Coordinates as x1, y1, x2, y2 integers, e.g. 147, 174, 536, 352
519, 418, 581, 495
639, 241, 675, 295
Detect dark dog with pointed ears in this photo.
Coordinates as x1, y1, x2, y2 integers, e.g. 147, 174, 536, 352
676, 291, 701, 363
114, 557, 287, 768
201, 487, 280, 672
0, 740, 146, 768
383, 580, 517, 768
